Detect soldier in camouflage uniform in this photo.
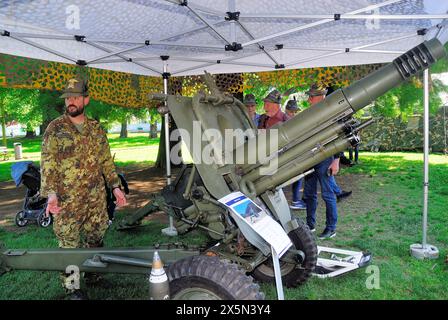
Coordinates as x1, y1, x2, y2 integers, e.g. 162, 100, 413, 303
40, 76, 127, 299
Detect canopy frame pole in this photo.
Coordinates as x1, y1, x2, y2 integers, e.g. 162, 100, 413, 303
272, 32, 421, 53
87, 56, 160, 64
86, 44, 147, 64
435, 18, 448, 39
410, 69, 439, 260
163, 0, 225, 18
236, 21, 280, 66
0, 32, 75, 40
159, 21, 225, 42
161, 57, 178, 237
85, 38, 223, 50
1, 31, 78, 63
241, 0, 403, 48
84, 41, 163, 75
183, 4, 232, 45
89, 52, 272, 66
229, 0, 237, 44
173, 57, 273, 68
282, 46, 403, 54
239, 14, 448, 20
171, 51, 276, 75
285, 32, 418, 68
150, 41, 223, 50
285, 51, 345, 68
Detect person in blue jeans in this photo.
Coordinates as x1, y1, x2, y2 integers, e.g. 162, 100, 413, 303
290, 178, 306, 210
292, 173, 352, 210
302, 84, 341, 239
329, 174, 352, 202
285, 99, 307, 210
303, 156, 339, 239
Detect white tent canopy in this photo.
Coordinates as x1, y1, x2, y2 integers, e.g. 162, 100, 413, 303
1, 0, 448, 77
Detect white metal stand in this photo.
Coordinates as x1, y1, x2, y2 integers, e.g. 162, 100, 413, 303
410, 68, 439, 259
271, 247, 285, 300
161, 59, 178, 237
313, 246, 372, 278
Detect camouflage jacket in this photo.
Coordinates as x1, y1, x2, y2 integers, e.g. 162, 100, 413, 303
40, 114, 120, 207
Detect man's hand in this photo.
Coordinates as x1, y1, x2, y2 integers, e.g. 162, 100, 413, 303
46, 194, 62, 217
113, 188, 127, 207
328, 158, 340, 176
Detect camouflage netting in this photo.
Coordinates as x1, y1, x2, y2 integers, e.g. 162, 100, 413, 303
245, 64, 383, 91
3, 52, 446, 153
0, 53, 383, 107
359, 106, 448, 153
0, 53, 163, 108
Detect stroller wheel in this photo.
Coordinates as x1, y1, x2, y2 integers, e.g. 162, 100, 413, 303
37, 213, 53, 228
15, 211, 28, 227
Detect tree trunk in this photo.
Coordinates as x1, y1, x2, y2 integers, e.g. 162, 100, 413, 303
25, 130, 36, 138
40, 103, 64, 136
40, 120, 51, 136
1, 102, 7, 147
155, 116, 166, 169
120, 121, 128, 138
149, 121, 158, 138
155, 115, 182, 169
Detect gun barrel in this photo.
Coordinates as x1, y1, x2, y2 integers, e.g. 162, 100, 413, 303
251, 136, 357, 195
234, 38, 446, 173
242, 120, 352, 182
237, 39, 446, 195
354, 118, 375, 132
343, 38, 446, 112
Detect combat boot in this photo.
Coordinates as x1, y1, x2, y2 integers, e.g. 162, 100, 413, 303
65, 289, 88, 300
84, 272, 103, 285
84, 272, 112, 289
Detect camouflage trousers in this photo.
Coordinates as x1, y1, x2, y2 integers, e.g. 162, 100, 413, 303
53, 204, 109, 292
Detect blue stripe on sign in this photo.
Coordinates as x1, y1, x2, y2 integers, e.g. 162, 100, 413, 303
225, 195, 247, 206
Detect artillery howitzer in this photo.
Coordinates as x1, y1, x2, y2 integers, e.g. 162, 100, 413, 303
1, 38, 446, 300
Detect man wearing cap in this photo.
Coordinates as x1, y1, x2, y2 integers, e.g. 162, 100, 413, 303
285, 99, 301, 118
40, 75, 127, 299
302, 84, 342, 239
243, 93, 261, 127
258, 89, 290, 129
285, 99, 307, 210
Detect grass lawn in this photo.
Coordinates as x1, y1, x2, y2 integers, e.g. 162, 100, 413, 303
1, 151, 447, 300
0, 133, 160, 181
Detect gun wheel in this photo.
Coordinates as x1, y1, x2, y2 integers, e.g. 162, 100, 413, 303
167, 255, 264, 300
252, 218, 318, 288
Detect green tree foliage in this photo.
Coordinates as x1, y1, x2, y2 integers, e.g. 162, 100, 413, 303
86, 100, 151, 134
0, 87, 158, 139
429, 42, 448, 73
244, 68, 448, 122
0, 88, 42, 136
368, 76, 447, 121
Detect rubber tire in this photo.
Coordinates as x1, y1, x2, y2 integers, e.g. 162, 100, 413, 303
15, 211, 28, 227
252, 218, 318, 288
37, 212, 52, 228
167, 255, 265, 300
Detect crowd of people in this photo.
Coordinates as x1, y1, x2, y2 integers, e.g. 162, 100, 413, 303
243, 84, 357, 240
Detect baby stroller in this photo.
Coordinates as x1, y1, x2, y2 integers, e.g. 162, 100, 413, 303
11, 161, 52, 228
